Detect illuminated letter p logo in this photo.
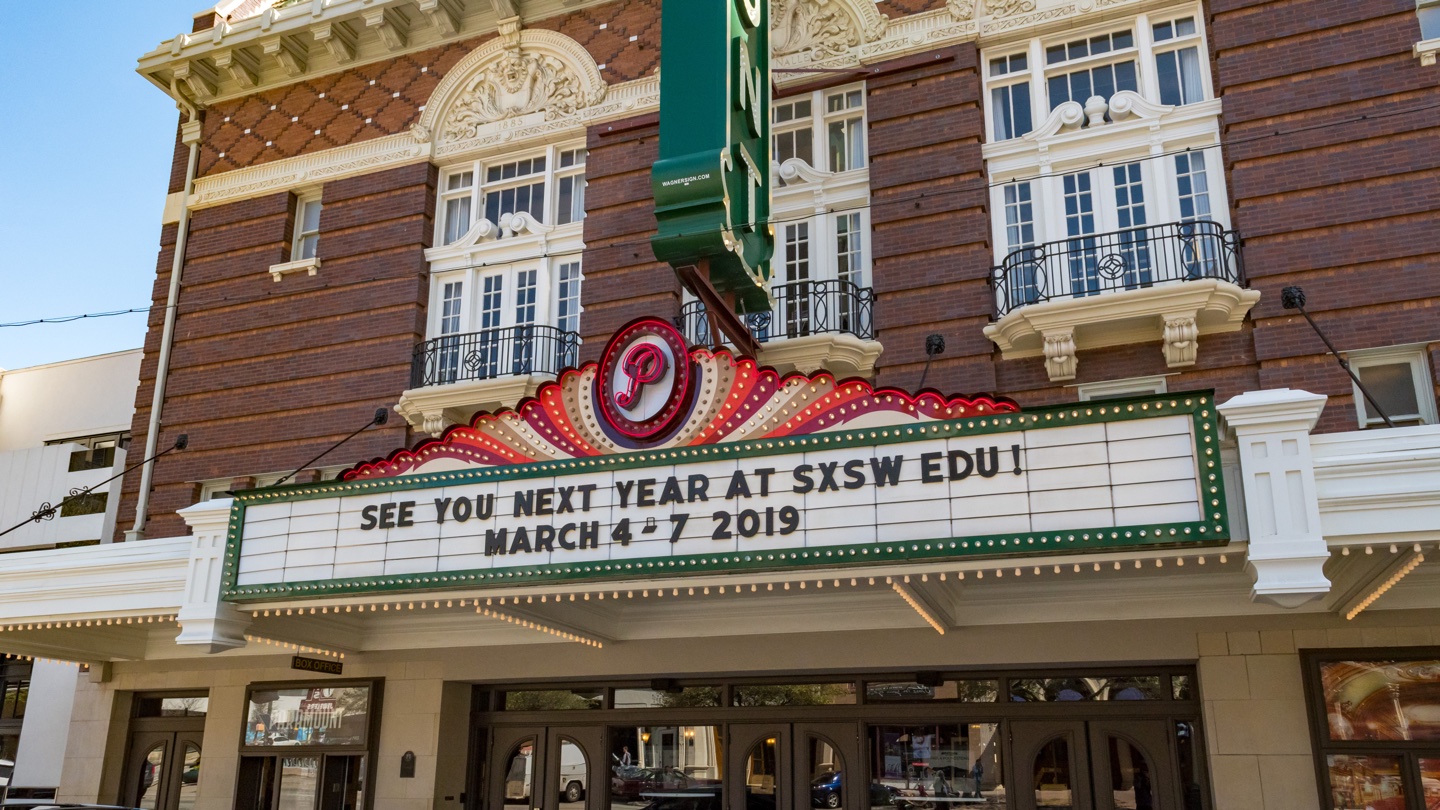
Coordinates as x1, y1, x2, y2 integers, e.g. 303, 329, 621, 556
614, 343, 668, 410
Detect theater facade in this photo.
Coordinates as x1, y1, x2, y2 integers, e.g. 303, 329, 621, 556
3, 0, 1440, 809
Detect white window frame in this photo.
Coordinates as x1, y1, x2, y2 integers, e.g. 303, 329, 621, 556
771, 207, 872, 288
1344, 344, 1439, 428
770, 83, 868, 175
434, 142, 587, 247
1074, 375, 1170, 401
293, 190, 323, 260
1149, 12, 1212, 107
1042, 26, 1143, 113
426, 258, 583, 340
425, 136, 590, 348
981, 4, 1214, 144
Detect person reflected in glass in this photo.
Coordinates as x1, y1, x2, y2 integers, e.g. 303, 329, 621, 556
969, 761, 983, 799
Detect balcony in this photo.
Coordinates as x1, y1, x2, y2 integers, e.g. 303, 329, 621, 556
983, 221, 1260, 381
396, 325, 581, 436
678, 279, 884, 377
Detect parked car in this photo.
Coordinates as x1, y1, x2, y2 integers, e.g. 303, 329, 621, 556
810, 771, 842, 808
610, 767, 692, 801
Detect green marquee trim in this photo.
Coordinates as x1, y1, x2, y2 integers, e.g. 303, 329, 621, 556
220, 391, 1230, 602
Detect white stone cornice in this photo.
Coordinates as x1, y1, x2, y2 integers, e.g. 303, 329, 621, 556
189, 130, 430, 209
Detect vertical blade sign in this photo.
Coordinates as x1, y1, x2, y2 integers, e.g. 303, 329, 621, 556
650, 0, 773, 314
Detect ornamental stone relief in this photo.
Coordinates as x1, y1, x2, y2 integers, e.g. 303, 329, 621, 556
444, 51, 590, 139
417, 26, 607, 148
985, 0, 1037, 16
771, 0, 888, 61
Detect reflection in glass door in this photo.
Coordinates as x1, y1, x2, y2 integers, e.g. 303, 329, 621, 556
495, 726, 605, 810
125, 730, 204, 810
1009, 720, 1182, 810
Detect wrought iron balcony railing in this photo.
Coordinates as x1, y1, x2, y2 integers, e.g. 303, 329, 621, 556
678, 279, 875, 347
410, 325, 581, 389
991, 220, 1245, 318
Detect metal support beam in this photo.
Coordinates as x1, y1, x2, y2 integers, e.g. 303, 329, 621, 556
676, 260, 763, 358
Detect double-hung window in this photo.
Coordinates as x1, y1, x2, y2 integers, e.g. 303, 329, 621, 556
773, 97, 815, 170
293, 192, 322, 260
1152, 15, 1206, 106
436, 145, 587, 245
770, 84, 868, 174
987, 53, 1034, 140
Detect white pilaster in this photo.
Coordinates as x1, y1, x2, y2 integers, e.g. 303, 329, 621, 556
175, 498, 251, 652
1217, 389, 1331, 607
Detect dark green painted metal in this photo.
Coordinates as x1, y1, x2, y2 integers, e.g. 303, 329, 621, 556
650, 0, 773, 313
220, 392, 1232, 603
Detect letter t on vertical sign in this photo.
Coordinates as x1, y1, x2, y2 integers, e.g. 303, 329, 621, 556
651, 0, 774, 321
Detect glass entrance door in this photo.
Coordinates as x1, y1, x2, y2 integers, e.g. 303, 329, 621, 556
728, 723, 863, 810
1010, 720, 1179, 810
493, 727, 605, 810
124, 729, 203, 810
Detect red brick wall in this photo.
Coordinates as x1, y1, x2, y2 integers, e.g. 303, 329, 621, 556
1211, 0, 1440, 433
866, 46, 995, 396
115, 162, 435, 539
578, 113, 679, 363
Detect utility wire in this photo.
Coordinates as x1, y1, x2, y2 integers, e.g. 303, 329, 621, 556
5, 96, 1438, 330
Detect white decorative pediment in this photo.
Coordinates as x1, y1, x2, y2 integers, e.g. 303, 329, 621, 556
417, 25, 607, 149
1025, 91, 1175, 140
771, 0, 888, 61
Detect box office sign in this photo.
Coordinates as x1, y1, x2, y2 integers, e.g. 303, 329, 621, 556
220, 321, 1229, 602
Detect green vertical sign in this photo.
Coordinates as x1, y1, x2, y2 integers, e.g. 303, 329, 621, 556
651, 0, 773, 314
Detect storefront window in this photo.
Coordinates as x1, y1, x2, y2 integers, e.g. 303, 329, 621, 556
1326, 754, 1407, 810
609, 726, 723, 810
865, 680, 998, 703
615, 688, 724, 709
238, 681, 377, 810
1308, 651, 1440, 810
245, 685, 371, 747
867, 724, 1003, 809
1320, 659, 1440, 741
135, 696, 208, 717
1009, 676, 1164, 702
733, 684, 856, 707
504, 689, 604, 711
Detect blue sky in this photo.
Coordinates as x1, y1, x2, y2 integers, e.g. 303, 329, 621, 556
0, 1, 205, 370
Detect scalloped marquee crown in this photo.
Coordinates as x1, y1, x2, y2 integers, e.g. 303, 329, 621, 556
346, 318, 1018, 480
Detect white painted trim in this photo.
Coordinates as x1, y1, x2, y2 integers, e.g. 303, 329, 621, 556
268, 256, 321, 282
1416, 37, 1440, 66
1074, 375, 1170, 400
1342, 343, 1439, 428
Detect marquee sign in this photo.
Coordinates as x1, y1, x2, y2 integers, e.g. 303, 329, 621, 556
219, 319, 1229, 602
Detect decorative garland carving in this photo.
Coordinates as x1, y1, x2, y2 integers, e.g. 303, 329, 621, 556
946, 0, 976, 21
417, 27, 606, 146
985, 0, 1037, 16
771, 0, 888, 61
